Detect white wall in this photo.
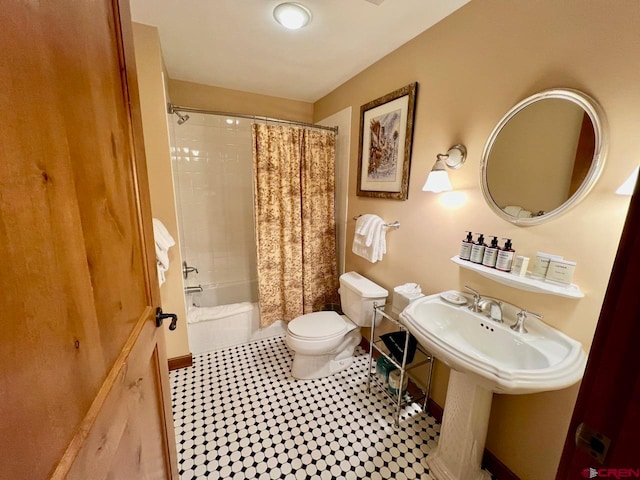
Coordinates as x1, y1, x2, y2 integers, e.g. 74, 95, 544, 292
317, 107, 352, 275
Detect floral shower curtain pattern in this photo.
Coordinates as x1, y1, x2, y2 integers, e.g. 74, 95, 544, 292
252, 123, 339, 327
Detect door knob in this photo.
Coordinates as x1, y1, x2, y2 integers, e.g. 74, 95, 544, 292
155, 307, 178, 331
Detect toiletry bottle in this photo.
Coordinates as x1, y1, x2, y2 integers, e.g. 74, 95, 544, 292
459, 231, 474, 261
482, 236, 500, 268
470, 233, 486, 264
495, 238, 515, 272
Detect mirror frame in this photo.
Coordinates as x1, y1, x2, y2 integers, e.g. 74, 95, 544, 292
480, 88, 608, 226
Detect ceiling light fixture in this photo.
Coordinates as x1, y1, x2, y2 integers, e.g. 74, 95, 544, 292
273, 2, 312, 30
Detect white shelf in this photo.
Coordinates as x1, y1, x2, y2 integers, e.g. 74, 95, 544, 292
451, 256, 584, 298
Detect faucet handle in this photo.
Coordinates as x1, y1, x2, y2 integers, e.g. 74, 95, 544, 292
464, 285, 480, 298
526, 310, 543, 320
511, 309, 543, 334
182, 261, 199, 279
464, 285, 482, 312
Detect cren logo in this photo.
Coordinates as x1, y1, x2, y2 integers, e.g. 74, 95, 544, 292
582, 468, 640, 479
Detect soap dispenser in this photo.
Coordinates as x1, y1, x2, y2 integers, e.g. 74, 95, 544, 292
482, 236, 500, 268
470, 233, 486, 264
495, 238, 515, 272
459, 231, 474, 261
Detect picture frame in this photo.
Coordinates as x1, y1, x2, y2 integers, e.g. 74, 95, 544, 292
356, 82, 418, 200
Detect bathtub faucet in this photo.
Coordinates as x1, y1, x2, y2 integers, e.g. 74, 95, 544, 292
184, 285, 203, 294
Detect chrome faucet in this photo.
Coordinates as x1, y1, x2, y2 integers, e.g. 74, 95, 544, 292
479, 298, 503, 323
464, 285, 482, 312
182, 261, 199, 279
510, 309, 543, 334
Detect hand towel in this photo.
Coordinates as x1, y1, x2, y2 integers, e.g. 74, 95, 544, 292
153, 218, 176, 286
352, 214, 387, 263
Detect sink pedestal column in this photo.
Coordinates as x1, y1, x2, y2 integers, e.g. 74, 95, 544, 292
426, 370, 493, 480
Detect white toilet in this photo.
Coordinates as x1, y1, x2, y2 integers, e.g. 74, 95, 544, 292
286, 271, 388, 379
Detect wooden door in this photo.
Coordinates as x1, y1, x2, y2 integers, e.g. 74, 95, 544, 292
0, 1, 178, 479
556, 180, 640, 478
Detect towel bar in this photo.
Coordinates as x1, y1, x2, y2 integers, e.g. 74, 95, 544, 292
353, 214, 400, 229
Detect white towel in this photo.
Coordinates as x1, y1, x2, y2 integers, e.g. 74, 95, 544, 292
152, 218, 176, 286
503, 205, 533, 218
352, 214, 387, 263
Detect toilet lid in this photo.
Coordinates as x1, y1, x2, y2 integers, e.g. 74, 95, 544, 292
288, 311, 347, 340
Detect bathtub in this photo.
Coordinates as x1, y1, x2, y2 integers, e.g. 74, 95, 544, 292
186, 281, 286, 354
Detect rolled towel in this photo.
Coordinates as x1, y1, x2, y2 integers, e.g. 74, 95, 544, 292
503, 205, 533, 218
503, 205, 523, 217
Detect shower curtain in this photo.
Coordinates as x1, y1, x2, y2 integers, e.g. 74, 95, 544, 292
252, 123, 339, 327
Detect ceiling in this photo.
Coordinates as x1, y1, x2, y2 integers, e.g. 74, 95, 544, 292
130, 0, 470, 103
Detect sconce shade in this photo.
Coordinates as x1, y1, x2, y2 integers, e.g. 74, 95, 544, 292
422, 144, 466, 193
422, 158, 453, 193
615, 166, 639, 195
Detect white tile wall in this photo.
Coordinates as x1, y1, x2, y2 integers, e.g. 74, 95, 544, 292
170, 113, 257, 290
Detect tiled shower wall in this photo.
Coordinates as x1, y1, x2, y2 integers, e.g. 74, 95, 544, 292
169, 112, 257, 290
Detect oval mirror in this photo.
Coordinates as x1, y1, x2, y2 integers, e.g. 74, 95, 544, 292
480, 89, 607, 226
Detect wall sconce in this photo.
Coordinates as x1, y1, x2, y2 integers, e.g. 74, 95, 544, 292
422, 144, 467, 193
615, 165, 638, 195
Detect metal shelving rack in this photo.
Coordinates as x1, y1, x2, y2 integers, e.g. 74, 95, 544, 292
366, 303, 435, 426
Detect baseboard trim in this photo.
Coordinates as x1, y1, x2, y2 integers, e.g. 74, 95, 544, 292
426, 397, 444, 422
168, 353, 193, 371
360, 337, 519, 480
482, 450, 520, 480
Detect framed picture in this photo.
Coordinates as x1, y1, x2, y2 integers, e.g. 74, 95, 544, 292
357, 82, 418, 200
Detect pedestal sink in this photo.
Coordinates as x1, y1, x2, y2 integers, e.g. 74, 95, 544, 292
400, 293, 587, 480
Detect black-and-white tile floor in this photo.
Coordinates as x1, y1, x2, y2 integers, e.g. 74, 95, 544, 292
170, 336, 440, 479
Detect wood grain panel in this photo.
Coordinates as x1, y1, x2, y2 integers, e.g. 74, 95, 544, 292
0, 3, 109, 478
43, 0, 149, 369
53, 309, 173, 479
0, 0, 177, 478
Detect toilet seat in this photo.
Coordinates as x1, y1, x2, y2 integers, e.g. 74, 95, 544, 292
287, 311, 348, 341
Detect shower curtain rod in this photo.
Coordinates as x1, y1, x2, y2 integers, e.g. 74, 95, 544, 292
167, 103, 338, 133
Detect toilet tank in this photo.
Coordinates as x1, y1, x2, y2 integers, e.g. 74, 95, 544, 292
339, 272, 389, 327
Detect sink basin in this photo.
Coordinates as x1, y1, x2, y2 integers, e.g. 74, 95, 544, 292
400, 293, 587, 394
400, 292, 587, 480
400, 294, 587, 480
